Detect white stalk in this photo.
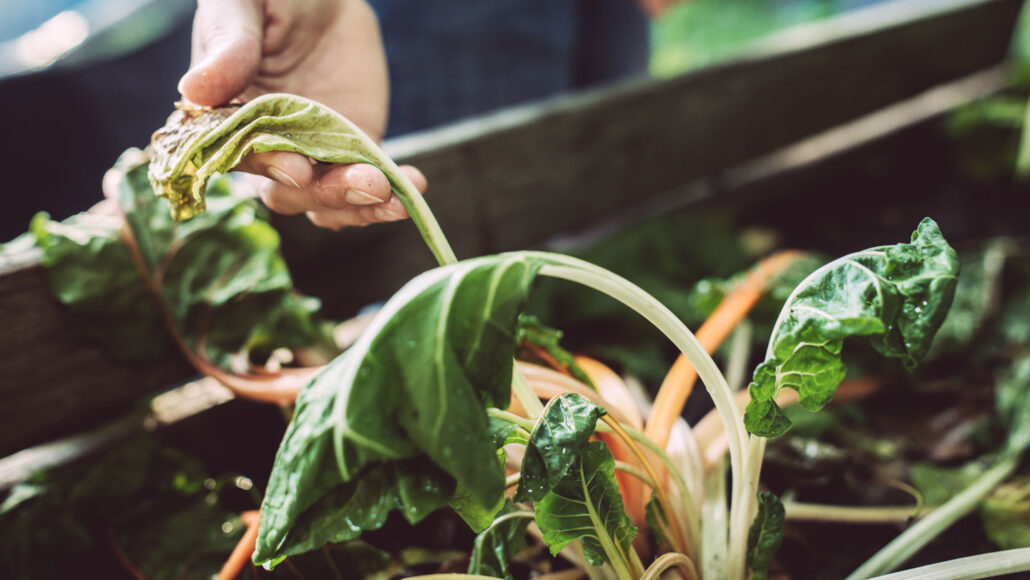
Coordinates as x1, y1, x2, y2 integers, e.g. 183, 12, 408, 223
702, 458, 730, 580
534, 253, 748, 576
867, 547, 1030, 580
511, 364, 544, 419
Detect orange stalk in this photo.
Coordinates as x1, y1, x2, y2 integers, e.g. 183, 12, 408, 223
217, 510, 261, 580
695, 377, 880, 469
644, 251, 805, 451
574, 357, 648, 526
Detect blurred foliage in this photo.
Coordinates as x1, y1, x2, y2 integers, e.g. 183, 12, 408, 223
650, 0, 838, 77
0, 435, 249, 580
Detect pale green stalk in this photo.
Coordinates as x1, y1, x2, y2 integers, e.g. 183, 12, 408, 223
702, 458, 730, 580
784, 502, 924, 524
486, 408, 535, 432
614, 460, 656, 487
848, 453, 1021, 579
511, 363, 544, 418
533, 256, 747, 523
868, 548, 1030, 580
723, 321, 753, 392
382, 158, 457, 266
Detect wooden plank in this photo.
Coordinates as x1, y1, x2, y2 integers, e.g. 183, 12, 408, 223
0, 253, 195, 456
0, 0, 1020, 454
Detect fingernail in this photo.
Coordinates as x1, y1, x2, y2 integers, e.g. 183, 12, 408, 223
374, 206, 402, 221
177, 74, 186, 95
344, 189, 383, 205
267, 167, 300, 188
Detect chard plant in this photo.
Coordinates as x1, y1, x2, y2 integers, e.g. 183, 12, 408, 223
131, 93, 988, 579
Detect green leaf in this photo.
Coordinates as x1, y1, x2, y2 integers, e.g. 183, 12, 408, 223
516, 314, 595, 387
467, 501, 534, 579
29, 150, 330, 368
981, 477, 1030, 550
515, 393, 607, 502
451, 483, 506, 533
645, 492, 670, 547
488, 416, 529, 448
745, 218, 959, 437
30, 208, 165, 360
910, 461, 988, 506
746, 492, 785, 580
150, 96, 397, 221
997, 354, 1030, 455
256, 254, 542, 565
926, 241, 1010, 358
535, 441, 638, 573
148, 94, 456, 266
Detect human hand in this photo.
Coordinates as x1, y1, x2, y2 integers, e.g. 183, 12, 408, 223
178, 0, 426, 229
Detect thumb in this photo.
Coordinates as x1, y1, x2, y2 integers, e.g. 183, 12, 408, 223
178, 0, 263, 107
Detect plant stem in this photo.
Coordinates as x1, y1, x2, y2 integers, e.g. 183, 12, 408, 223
847, 453, 1021, 579
486, 408, 535, 431
868, 547, 1030, 580
505, 473, 521, 488
614, 460, 655, 487
512, 364, 545, 419
728, 435, 767, 580
702, 458, 730, 580
784, 502, 925, 524
534, 255, 746, 554
641, 552, 700, 580
600, 417, 701, 564
390, 169, 457, 266
602, 415, 693, 560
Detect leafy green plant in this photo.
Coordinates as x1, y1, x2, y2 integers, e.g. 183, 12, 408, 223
139, 94, 975, 580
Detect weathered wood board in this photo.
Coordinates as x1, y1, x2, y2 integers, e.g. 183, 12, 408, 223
0, 0, 1021, 456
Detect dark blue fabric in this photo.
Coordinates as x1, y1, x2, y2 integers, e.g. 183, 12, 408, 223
368, 0, 651, 136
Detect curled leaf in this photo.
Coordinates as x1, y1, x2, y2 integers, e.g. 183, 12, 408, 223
745, 219, 958, 437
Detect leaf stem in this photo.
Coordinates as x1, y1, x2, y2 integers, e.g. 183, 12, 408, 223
641, 552, 700, 580
847, 453, 1021, 579
598, 413, 701, 565
868, 548, 1030, 580
486, 408, 535, 432
783, 502, 926, 524
512, 364, 545, 419
614, 460, 655, 486
535, 253, 743, 569
601, 415, 694, 561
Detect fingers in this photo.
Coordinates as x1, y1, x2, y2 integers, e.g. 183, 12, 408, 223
250, 157, 428, 230
179, 0, 264, 106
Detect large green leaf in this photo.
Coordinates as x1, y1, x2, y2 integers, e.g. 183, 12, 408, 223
467, 501, 534, 580
515, 393, 607, 502
746, 492, 785, 580
255, 254, 541, 565
745, 219, 958, 437
535, 441, 638, 574
29, 150, 328, 367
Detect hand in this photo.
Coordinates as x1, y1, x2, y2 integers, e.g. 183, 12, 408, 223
178, 0, 426, 229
